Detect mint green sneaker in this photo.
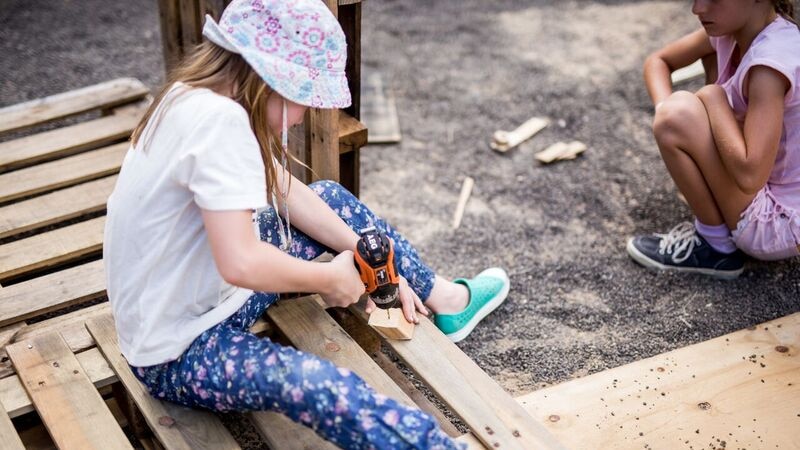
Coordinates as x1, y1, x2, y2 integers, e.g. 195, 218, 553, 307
434, 267, 510, 343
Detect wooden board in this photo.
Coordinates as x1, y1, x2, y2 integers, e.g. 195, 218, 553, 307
0, 259, 106, 327
0, 175, 117, 239
0, 216, 105, 282
0, 78, 148, 136
6, 332, 132, 449
251, 295, 421, 450
306, 109, 340, 183
0, 110, 139, 173
87, 314, 241, 450
361, 71, 401, 144
517, 313, 800, 450
0, 400, 25, 450
352, 305, 565, 450
338, 113, 368, 153
0, 142, 127, 204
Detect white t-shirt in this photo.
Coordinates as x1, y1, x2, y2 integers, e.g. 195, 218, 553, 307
104, 83, 268, 367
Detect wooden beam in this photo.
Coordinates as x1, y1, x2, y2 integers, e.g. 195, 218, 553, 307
0, 397, 25, 449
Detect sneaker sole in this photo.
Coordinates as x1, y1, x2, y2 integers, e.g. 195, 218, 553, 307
626, 238, 743, 280
445, 267, 510, 343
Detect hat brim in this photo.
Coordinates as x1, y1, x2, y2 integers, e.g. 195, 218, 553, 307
203, 17, 351, 109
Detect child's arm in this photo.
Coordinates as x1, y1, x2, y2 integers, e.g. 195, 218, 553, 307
201, 208, 365, 308
644, 29, 715, 107
696, 66, 789, 194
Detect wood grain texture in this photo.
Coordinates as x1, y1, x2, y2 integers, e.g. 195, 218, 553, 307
351, 305, 565, 450
306, 109, 340, 183
0, 175, 116, 239
0, 259, 106, 328
0, 399, 25, 450
0, 78, 148, 136
6, 332, 132, 449
88, 314, 241, 450
0, 142, 127, 203
0, 110, 138, 172
0, 216, 105, 282
517, 313, 800, 450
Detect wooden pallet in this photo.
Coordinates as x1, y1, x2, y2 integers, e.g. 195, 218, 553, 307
0, 79, 563, 449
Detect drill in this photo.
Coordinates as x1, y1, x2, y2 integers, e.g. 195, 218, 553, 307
353, 227, 400, 312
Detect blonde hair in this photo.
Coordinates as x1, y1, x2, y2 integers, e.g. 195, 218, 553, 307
131, 40, 295, 199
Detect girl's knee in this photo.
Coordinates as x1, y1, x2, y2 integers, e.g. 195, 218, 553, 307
653, 91, 705, 146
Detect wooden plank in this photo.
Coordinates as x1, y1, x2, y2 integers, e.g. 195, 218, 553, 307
6, 333, 132, 449
0, 110, 139, 173
0, 217, 104, 282
337, 113, 368, 153
351, 305, 565, 450
0, 78, 148, 136
0, 142, 127, 204
0, 259, 106, 328
517, 313, 800, 450
0, 175, 116, 240
1, 346, 116, 419
87, 314, 241, 450
306, 109, 340, 183
0, 399, 25, 450
251, 295, 418, 449
158, 0, 183, 73
179, 0, 202, 50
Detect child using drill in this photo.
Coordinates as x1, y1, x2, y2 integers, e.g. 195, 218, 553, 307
103, 0, 510, 447
627, 0, 800, 278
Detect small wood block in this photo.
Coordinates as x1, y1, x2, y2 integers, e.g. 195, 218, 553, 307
535, 141, 587, 164
368, 308, 415, 340
490, 116, 549, 153
671, 59, 705, 85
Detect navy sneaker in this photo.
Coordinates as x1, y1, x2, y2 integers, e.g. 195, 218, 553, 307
626, 222, 744, 280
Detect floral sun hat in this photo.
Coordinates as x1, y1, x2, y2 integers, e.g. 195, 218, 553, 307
203, 0, 351, 109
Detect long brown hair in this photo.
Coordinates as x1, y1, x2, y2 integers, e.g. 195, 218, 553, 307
131, 41, 293, 199
774, 0, 797, 23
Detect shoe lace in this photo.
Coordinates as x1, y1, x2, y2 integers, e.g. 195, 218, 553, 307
655, 222, 701, 263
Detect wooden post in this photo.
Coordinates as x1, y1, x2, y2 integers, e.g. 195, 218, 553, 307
338, 1, 362, 195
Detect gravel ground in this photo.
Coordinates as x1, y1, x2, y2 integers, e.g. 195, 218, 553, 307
2, 0, 798, 443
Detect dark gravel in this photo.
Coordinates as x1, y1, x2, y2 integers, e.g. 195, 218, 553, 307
2, 0, 798, 442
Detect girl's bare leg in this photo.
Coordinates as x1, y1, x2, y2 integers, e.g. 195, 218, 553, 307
653, 91, 756, 229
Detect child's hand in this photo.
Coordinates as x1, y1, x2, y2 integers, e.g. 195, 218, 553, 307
365, 276, 428, 324
321, 251, 365, 308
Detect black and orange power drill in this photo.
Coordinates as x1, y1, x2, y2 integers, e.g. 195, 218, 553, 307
353, 227, 400, 311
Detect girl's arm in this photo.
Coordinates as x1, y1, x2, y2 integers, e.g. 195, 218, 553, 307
201, 208, 365, 307
644, 29, 715, 107
696, 66, 789, 194
275, 172, 360, 252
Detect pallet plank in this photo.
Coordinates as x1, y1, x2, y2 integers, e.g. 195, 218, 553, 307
0, 399, 25, 450
6, 332, 132, 449
250, 295, 418, 450
0, 111, 139, 173
351, 306, 565, 450
0, 78, 148, 136
517, 313, 800, 450
0, 142, 127, 204
306, 109, 340, 183
0, 175, 116, 239
0, 259, 106, 328
0, 216, 105, 282
337, 113, 368, 153
87, 314, 241, 450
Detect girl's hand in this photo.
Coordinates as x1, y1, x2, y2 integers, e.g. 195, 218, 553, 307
320, 251, 365, 308
365, 276, 428, 324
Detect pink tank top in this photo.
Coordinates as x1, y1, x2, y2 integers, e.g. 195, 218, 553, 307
710, 17, 800, 208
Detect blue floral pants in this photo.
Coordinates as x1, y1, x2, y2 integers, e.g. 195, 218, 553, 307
132, 181, 462, 449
